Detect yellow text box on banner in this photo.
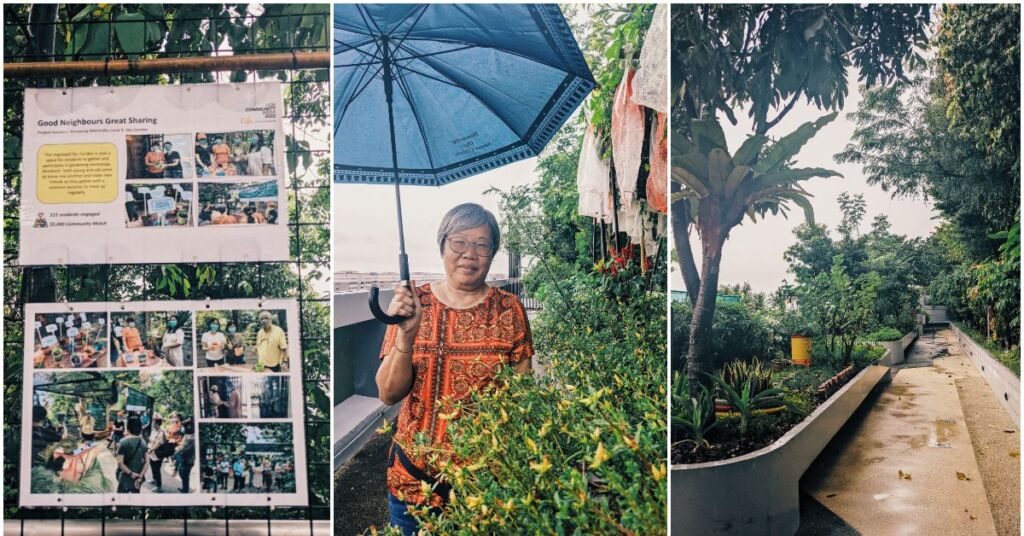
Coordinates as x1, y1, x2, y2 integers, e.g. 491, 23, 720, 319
36, 143, 118, 203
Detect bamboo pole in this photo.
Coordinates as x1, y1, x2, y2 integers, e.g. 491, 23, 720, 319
3, 51, 329, 78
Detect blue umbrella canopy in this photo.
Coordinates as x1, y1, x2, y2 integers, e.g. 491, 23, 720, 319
333, 3, 595, 186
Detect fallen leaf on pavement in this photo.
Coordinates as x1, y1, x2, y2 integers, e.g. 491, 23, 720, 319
956, 471, 970, 481
898, 470, 911, 480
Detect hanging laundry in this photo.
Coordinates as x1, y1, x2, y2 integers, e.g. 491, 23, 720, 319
631, 4, 668, 113
646, 112, 668, 213
611, 68, 645, 208
577, 124, 613, 223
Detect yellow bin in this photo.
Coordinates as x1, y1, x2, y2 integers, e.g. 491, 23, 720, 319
791, 335, 811, 366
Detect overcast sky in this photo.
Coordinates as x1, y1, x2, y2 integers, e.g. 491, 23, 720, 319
671, 73, 941, 294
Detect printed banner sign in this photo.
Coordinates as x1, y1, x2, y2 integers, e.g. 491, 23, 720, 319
19, 82, 288, 265
21, 299, 307, 508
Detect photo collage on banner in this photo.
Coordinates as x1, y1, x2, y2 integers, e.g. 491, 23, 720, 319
21, 299, 306, 508
19, 82, 289, 265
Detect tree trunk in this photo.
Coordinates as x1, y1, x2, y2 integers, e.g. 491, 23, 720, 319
685, 230, 725, 384
671, 199, 700, 306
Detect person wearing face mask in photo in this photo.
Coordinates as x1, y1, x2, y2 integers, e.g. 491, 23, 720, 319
225, 320, 245, 366
201, 319, 227, 368
161, 315, 185, 367
256, 311, 288, 372
163, 141, 182, 178
195, 134, 212, 177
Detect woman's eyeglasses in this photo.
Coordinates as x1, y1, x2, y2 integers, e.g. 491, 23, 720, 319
446, 236, 493, 257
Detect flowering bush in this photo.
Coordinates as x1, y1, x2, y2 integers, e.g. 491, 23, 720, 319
397, 270, 666, 534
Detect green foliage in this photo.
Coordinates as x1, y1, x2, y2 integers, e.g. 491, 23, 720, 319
671, 372, 717, 455
671, 300, 773, 372
711, 374, 784, 437
672, 4, 930, 132
865, 327, 903, 342
410, 273, 666, 533
797, 255, 880, 366
719, 359, 774, 397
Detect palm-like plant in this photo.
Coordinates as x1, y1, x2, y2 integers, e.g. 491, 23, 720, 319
712, 374, 785, 437
672, 113, 842, 383
671, 372, 718, 455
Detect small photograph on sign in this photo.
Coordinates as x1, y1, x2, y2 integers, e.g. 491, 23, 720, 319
32, 312, 109, 369
194, 130, 277, 178
195, 309, 289, 372
199, 423, 296, 494
197, 181, 279, 225
124, 183, 194, 228
125, 134, 195, 180
30, 369, 197, 494
198, 375, 291, 419
110, 311, 193, 368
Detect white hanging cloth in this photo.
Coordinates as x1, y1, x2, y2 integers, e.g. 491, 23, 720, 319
612, 67, 645, 208
631, 4, 668, 113
576, 124, 613, 223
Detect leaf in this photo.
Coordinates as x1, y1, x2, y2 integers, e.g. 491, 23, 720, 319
956, 471, 970, 481
707, 148, 734, 185
114, 12, 147, 58
690, 119, 728, 154
672, 167, 709, 197
898, 469, 911, 480
1010, 451, 1019, 458
733, 135, 769, 166
759, 112, 839, 171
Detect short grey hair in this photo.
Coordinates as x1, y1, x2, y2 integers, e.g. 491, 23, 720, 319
437, 203, 500, 255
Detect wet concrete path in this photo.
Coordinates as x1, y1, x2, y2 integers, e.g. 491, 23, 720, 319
800, 328, 1000, 535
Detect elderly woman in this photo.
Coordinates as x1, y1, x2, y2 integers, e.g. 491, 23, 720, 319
376, 203, 533, 534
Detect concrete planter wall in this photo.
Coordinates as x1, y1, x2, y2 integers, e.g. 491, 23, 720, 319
950, 323, 1020, 428
874, 331, 916, 365
671, 364, 890, 536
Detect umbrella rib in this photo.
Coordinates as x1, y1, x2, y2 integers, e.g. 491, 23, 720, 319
355, 4, 385, 36
395, 42, 524, 139
387, 4, 429, 40
393, 69, 439, 171
398, 36, 580, 76
390, 5, 431, 50
393, 45, 477, 65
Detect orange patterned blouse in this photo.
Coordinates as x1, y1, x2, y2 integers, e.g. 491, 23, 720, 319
379, 283, 534, 506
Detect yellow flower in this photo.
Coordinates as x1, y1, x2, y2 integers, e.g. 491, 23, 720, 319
591, 427, 602, 439
466, 495, 483, 508
499, 408, 509, 423
530, 456, 552, 475
539, 421, 551, 437
526, 437, 538, 454
651, 463, 666, 481
589, 442, 610, 469
623, 435, 639, 451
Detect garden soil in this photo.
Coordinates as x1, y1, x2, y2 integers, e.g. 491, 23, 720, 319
333, 432, 390, 535
800, 328, 999, 535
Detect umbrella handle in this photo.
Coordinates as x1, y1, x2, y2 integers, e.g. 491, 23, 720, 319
368, 286, 407, 325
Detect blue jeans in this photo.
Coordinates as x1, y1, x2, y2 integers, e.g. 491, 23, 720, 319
388, 493, 419, 536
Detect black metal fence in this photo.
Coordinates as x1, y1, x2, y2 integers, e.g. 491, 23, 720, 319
4, 6, 330, 535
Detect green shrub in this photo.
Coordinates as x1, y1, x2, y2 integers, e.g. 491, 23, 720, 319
671, 300, 773, 371
865, 327, 903, 341
407, 271, 666, 534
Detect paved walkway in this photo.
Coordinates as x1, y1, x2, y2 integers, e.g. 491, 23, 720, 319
800, 328, 1017, 535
